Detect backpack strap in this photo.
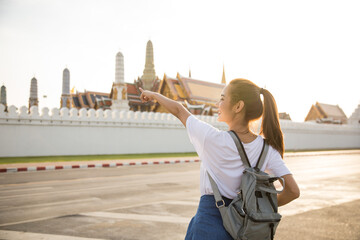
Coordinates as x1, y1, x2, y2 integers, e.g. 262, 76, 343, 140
229, 131, 270, 171
207, 172, 227, 212
228, 130, 251, 168
254, 139, 269, 171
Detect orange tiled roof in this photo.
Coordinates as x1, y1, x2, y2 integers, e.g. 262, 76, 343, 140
126, 84, 140, 95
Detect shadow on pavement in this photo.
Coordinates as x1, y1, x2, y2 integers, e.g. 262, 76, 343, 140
276, 199, 360, 240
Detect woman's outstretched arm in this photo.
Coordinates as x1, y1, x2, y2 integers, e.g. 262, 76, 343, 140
139, 88, 191, 127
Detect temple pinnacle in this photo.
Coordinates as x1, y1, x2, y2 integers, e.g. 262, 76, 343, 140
141, 40, 156, 90
222, 64, 226, 85
29, 77, 39, 109
115, 52, 124, 84
0, 85, 7, 108
60, 68, 72, 108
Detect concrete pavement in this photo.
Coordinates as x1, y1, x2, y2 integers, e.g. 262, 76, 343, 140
276, 199, 360, 240
1, 199, 358, 240
0, 151, 359, 239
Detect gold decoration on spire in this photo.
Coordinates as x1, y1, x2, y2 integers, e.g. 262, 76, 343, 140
221, 64, 226, 84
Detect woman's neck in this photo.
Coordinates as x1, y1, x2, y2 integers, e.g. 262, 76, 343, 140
228, 117, 249, 133
228, 120, 258, 143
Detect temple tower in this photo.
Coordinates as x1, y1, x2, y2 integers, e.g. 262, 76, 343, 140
115, 52, 124, 84
111, 51, 129, 110
222, 65, 226, 85
29, 77, 39, 109
141, 40, 157, 90
0, 85, 7, 108
60, 68, 73, 108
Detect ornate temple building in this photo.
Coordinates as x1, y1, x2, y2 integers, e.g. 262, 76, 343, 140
124, 41, 226, 114
305, 102, 347, 124
126, 80, 161, 112
126, 40, 161, 112
58, 40, 226, 115
71, 91, 111, 110
29, 77, 39, 110
151, 73, 225, 115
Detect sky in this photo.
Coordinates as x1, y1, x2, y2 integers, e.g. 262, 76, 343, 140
0, 0, 359, 122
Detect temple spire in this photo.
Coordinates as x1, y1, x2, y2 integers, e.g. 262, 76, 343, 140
62, 68, 70, 95
141, 40, 156, 90
115, 52, 124, 83
29, 77, 39, 109
0, 85, 7, 108
111, 51, 128, 111
60, 68, 72, 108
221, 64, 226, 84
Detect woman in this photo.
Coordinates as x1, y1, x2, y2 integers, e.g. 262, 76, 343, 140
139, 78, 300, 240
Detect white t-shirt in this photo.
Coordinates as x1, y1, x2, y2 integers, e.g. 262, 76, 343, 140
186, 115, 291, 199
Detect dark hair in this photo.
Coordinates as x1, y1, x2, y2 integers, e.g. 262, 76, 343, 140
228, 78, 284, 157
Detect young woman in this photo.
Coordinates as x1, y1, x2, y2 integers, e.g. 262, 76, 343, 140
139, 78, 300, 240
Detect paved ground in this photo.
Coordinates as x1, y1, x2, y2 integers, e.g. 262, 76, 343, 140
0, 150, 359, 239
276, 199, 360, 240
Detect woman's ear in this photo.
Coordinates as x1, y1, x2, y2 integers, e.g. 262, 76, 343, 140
234, 100, 245, 113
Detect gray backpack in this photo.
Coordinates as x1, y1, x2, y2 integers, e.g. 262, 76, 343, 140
208, 130, 285, 240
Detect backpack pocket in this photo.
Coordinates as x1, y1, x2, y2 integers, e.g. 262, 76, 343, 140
242, 212, 281, 240
222, 198, 246, 239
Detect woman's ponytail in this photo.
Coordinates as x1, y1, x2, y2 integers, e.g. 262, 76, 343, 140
260, 89, 284, 158
228, 79, 284, 158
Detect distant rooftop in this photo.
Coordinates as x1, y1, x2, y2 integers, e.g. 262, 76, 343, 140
305, 102, 347, 124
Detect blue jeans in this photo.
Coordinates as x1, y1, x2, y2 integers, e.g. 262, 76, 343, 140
185, 195, 233, 240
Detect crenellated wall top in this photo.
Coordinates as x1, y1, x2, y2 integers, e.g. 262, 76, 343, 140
0, 104, 359, 133
0, 104, 227, 129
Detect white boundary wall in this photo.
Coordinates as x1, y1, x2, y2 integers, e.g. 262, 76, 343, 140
0, 104, 359, 157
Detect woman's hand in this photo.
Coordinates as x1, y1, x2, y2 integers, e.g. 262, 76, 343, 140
139, 88, 156, 103
138, 87, 191, 126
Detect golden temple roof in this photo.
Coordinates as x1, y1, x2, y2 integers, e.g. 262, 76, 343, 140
177, 73, 224, 105
156, 73, 225, 115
